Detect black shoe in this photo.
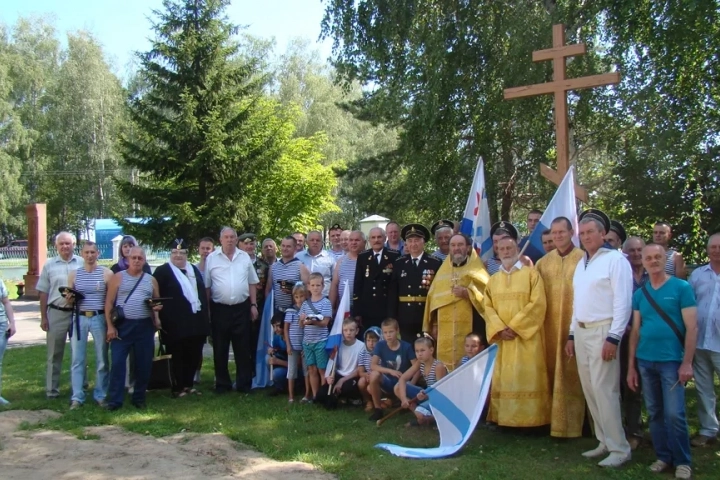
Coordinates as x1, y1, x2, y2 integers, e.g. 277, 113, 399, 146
369, 408, 384, 421
104, 403, 121, 411
132, 402, 147, 410
214, 387, 231, 395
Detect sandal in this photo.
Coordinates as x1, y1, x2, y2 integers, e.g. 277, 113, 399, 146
190, 389, 202, 396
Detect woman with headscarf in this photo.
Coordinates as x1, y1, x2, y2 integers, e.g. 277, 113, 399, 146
111, 235, 151, 274
153, 239, 210, 396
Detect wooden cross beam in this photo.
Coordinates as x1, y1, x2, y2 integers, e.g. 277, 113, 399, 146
504, 24, 620, 203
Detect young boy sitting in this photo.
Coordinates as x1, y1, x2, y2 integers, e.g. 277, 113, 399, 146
367, 318, 417, 421
319, 318, 365, 408
460, 332, 485, 366
358, 327, 381, 411
268, 316, 290, 395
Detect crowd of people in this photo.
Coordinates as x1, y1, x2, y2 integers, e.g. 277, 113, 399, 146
0, 213, 718, 480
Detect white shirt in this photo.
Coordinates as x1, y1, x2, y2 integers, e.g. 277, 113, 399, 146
336, 340, 365, 377
499, 260, 523, 274
205, 248, 259, 305
571, 248, 632, 342
298, 249, 336, 297
689, 264, 720, 353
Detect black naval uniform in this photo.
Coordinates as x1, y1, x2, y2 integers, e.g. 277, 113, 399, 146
387, 252, 442, 342
352, 247, 400, 331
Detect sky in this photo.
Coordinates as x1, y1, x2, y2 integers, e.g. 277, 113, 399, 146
1, 0, 333, 79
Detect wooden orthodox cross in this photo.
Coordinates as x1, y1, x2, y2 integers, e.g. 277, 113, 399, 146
504, 24, 620, 202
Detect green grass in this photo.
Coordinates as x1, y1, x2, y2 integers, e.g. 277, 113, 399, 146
2, 345, 719, 479
2, 279, 19, 300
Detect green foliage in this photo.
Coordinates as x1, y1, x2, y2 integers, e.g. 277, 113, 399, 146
119, 0, 292, 246
321, 1, 720, 259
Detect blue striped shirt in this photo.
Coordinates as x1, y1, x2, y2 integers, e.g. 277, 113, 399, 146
75, 266, 107, 311
486, 257, 501, 275
359, 348, 373, 373
301, 297, 331, 344
284, 307, 304, 350
116, 271, 153, 319
271, 258, 303, 311
337, 255, 356, 307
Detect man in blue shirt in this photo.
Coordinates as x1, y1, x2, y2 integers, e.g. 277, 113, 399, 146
627, 243, 697, 480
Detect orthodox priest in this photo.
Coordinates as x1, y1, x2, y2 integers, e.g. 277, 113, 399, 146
483, 236, 550, 427
423, 234, 489, 370
535, 216, 586, 437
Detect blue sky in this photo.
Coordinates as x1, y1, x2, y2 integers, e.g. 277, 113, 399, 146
1, 0, 333, 77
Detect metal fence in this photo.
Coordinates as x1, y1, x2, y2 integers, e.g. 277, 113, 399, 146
0, 243, 171, 267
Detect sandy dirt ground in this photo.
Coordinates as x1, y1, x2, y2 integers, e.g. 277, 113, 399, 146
0, 410, 336, 480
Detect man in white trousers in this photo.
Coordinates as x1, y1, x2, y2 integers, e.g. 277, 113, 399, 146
565, 209, 633, 467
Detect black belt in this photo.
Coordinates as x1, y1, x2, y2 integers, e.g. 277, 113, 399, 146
48, 304, 73, 312
79, 310, 105, 317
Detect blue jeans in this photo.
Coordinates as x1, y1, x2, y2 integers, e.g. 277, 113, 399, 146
0, 319, 8, 397
272, 365, 288, 390
693, 349, 720, 437
637, 359, 691, 466
70, 314, 109, 403
108, 318, 155, 407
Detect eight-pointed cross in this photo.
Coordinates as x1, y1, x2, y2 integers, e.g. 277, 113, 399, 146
504, 24, 620, 203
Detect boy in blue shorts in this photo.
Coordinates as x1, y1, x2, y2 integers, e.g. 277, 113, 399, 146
368, 318, 416, 421
300, 273, 332, 402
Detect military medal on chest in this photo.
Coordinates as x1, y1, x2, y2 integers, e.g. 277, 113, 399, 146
365, 264, 370, 278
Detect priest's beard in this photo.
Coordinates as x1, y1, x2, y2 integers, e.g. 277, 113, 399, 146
501, 256, 519, 270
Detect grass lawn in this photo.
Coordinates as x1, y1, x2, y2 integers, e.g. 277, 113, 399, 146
2, 279, 19, 300
2, 345, 719, 479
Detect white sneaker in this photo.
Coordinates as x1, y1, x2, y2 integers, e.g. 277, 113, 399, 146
70, 401, 82, 410
598, 453, 631, 468
649, 459, 670, 473
582, 444, 608, 458
674, 465, 692, 479
0, 396, 10, 406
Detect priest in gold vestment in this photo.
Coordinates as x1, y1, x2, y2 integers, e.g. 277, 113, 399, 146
535, 217, 586, 437
423, 234, 489, 370
484, 237, 550, 427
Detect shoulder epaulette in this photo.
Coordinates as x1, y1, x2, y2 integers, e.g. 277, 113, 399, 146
385, 247, 400, 254
360, 248, 372, 255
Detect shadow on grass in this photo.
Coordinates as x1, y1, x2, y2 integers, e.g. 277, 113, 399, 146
3, 345, 720, 480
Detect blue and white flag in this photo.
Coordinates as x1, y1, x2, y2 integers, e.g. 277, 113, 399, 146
522, 166, 580, 261
376, 344, 498, 459
459, 158, 493, 260
252, 289, 274, 389
325, 280, 350, 374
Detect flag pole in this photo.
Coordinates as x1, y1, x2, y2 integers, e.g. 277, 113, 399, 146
376, 395, 419, 427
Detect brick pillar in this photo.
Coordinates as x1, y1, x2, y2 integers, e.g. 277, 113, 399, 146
23, 203, 47, 299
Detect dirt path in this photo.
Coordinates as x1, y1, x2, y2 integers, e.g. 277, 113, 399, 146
0, 410, 336, 480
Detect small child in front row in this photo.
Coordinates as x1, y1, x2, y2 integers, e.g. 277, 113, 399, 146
284, 283, 309, 403
320, 318, 365, 408
395, 334, 448, 426
300, 273, 332, 402
267, 316, 289, 395
367, 318, 417, 421
358, 326, 381, 411
460, 332, 485, 365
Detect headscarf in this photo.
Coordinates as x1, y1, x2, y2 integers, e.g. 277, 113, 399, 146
116, 235, 138, 271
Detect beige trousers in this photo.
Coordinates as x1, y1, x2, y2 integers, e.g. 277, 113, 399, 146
46, 308, 72, 397
575, 322, 631, 457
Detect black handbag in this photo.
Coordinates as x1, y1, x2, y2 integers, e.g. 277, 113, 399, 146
111, 273, 145, 327
640, 283, 685, 346
148, 343, 176, 391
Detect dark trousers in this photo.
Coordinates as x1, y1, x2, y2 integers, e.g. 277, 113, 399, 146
165, 335, 205, 392
108, 318, 155, 407
621, 331, 644, 437
211, 300, 253, 393
315, 373, 360, 404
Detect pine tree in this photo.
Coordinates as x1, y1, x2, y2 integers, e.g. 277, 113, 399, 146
118, 0, 285, 246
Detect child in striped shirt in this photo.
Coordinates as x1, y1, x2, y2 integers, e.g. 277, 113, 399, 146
300, 273, 332, 402
358, 326, 381, 411
284, 283, 308, 402
459, 332, 485, 366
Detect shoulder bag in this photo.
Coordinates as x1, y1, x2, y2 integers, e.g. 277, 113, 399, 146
640, 283, 684, 346
111, 273, 145, 327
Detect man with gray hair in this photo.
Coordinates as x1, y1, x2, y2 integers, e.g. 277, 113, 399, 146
36, 231, 82, 399
352, 227, 399, 331
430, 220, 455, 262
205, 227, 260, 394
297, 230, 336, 297
566, 209, 633, 467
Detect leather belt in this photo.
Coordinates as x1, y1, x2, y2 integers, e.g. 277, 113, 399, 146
399, 296, 427, 302
80, 310, 105, 317
48, 304, 73, 312
578, 319, 612, 329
